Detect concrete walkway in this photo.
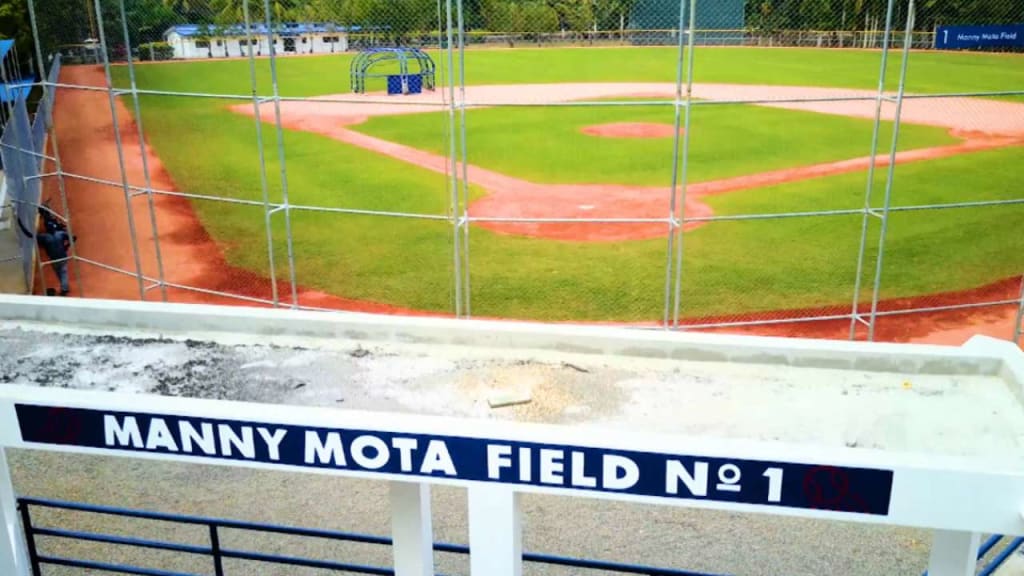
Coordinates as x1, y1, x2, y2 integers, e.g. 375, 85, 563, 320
0, 171, 29, 295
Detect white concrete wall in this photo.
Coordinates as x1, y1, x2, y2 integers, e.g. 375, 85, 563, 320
312, 34, 348, 52
211, 38, 228, 58
166, 34, 211, 59
166, 32, 347, 59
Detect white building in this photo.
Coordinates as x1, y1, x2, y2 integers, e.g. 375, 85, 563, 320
163, 23, 350, 59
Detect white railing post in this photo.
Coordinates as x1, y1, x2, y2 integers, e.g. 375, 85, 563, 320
0, 449, 29, 575
468, 485, 522, 576
389, 481, 434, 576
927, 530, 980, 576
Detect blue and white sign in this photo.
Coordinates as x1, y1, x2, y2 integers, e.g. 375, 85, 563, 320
15, 403, 894, 516
935, 24, 1024, 50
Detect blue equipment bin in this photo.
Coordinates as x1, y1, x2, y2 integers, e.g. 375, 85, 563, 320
407, 74, 423, 94
387, 75, 404, 95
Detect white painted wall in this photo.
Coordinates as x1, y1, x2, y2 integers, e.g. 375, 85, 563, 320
164, 31, 348, 59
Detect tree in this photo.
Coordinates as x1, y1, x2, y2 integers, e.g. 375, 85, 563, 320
520, 0, 558, 42
481, 0, 517, 32
594, 0, 636, 37
111, 0, 178, 47
0, 0, 36, 72
547, 0, 594, 33
163, 0, 214, 23
13, 0, 91, 67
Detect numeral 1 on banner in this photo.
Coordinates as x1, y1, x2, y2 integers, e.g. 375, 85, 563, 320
763, 467, 783, 502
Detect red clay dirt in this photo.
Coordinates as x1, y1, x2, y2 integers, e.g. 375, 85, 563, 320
43, 65, 429, 315
581, 122, 684, 138
47, 67, 1024, 346
696, 277, 1023, 347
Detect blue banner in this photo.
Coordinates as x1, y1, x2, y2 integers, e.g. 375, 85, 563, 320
16, 404, 894, 516
935, 24, 1024, 50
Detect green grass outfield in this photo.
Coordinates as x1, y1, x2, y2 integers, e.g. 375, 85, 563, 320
121, 46, 1024, 95
354, 104, 955, 186
112, 47, 1024, 320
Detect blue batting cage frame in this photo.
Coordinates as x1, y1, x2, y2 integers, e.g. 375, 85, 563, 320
350, 47, 436, 95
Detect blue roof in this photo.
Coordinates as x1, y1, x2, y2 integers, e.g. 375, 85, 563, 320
164, 22, 379, 38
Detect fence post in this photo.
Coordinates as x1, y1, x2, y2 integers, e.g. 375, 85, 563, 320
208, 524, 224, 576
389, 482, 433, 576
16, 503, 39, 575
468, 485, 521, 576
0, 449, 30, 575
927, 530, 980, 576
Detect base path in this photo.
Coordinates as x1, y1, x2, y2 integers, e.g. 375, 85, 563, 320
50, 67, 1023, 346
235, 82, 1024, 242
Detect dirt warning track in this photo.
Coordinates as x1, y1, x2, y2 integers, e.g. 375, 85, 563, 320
45, 65, 427, 314
49, 66, 1024, 345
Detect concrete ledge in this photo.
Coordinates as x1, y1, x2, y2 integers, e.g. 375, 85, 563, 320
0, 294, 1014, 376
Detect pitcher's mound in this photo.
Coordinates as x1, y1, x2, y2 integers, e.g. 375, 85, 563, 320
580, 122, 684, 139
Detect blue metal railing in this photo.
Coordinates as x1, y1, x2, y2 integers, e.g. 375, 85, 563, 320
919, 533, 1023, 576
17, 496, 727, 576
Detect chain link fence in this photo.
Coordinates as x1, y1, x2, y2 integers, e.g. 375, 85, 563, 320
5, 0, 1023, 346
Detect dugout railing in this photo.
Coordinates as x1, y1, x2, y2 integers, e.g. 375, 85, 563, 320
17, 497, 1024, 576
17, 496, 727, 576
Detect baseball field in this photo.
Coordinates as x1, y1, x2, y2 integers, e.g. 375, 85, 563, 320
55, 46, 1023, 335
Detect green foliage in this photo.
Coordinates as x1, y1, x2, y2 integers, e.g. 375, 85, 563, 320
138, 41, 175, 59
0, 0, 34, 70
746, 0, 1022, 33
13, 0, 1017, 71
520, 2, 559, 37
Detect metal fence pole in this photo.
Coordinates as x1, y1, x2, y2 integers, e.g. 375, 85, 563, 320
11, 45, 21, 84
662, 0, 696, 328
25, 0, 83, 298
1013, 275, 1024, 345
242, 0, 280, 307
670, 0, 699, 328
15, 504, 39, 576
847, 0, 899, 340
445, 0, 464, 318
116, 0, 168, 302
866, 0, 915, 342
36, 61, 84, 299
91, 0, 148, 300
208, 524, 224, 576
456, 0, 472, 318
258, 4, 300, 308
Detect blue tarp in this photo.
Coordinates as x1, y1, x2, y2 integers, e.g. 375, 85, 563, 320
0, 54, 60, 292
0, 83, 32, 103
1, 95, 41, 290
0, 39, 13, 61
